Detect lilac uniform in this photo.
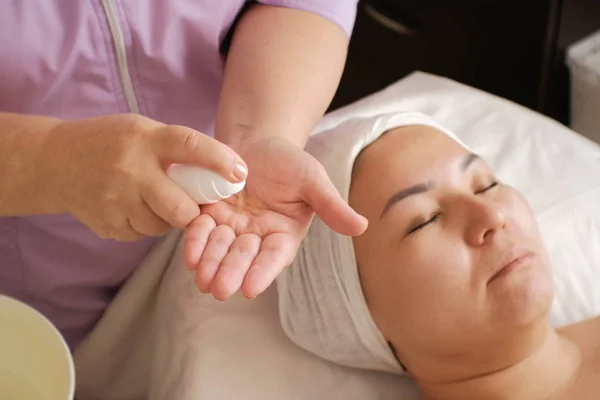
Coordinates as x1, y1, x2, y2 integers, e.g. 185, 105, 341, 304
0, 0, 358, 350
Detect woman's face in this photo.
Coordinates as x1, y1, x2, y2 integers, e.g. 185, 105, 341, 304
349, 125, 553, 380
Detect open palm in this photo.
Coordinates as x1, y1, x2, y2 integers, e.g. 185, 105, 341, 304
183, 137, 367, 300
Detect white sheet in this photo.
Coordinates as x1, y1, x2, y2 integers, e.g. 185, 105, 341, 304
74, 71, 600, 400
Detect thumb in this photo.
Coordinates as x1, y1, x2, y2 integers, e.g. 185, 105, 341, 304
300, 161, 368, 236
152, 125, 248, 183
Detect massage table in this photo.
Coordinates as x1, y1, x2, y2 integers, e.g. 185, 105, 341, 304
73, 71, 600, 400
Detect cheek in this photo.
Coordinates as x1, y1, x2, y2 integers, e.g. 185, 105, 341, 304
396, 236, 474, 308
370, 236, 475, 340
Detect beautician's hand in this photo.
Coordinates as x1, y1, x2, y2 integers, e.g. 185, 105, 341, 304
39, 114, 247, 241
183, 137, 367, 300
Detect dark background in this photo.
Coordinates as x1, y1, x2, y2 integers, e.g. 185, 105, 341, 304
329, 0, 600, 126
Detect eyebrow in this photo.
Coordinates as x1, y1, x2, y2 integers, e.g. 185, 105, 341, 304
379, 153, 480, 218
460, 153, 479, 171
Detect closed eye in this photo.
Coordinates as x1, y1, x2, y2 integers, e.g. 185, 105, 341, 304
407, 181, 499, 235
407, 213, 440, 234
476, 181, 499, 194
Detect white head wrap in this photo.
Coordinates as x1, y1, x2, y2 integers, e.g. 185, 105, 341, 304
276, 111, 469, 375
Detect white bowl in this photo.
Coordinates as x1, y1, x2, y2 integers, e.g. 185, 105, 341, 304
0, 295, 74, 400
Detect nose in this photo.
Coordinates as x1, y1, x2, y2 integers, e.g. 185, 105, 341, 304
464, 197, 507, 246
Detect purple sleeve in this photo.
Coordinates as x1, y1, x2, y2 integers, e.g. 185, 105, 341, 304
256, 0, 359, 38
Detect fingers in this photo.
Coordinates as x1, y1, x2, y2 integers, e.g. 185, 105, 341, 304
152, 125, 248, 183
141, 165, 201, 228
183, 214, 216, 270
81, 207, 145, 242
241, 233, 298, 299
187, 230, 294, 301
194, 225, 236, 293
122, 218, 147, 241
301, 162, 368, 237
93, 219, 144, 242
128, 198, 172, 237
210, 234, 261, 301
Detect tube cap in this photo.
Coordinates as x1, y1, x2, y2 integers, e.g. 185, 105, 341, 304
167, 164, 246, 204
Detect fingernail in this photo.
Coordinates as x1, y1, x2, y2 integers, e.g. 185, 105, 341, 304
233, 162, 248, 181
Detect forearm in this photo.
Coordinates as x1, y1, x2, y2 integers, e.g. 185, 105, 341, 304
0, 112, 63, 215
215, 4, 349, 149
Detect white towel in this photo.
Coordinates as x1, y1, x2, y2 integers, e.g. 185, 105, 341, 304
73, 229, 182, 400
276, 111, 468, 375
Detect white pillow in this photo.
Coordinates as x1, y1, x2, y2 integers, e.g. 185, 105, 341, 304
150, 71, 600, 400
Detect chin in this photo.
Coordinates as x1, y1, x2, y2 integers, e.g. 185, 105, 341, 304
490, 257, 554, 326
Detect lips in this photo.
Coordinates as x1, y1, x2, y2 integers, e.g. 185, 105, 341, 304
488, 248, 533, 283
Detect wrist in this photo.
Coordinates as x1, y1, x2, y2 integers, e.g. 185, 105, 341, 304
34, 119, 69, 214
216, 125, 309, 153
0, 112, 65, 215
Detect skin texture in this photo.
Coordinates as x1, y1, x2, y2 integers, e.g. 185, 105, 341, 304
183, 4, 368, 301
348, 125, 594, 400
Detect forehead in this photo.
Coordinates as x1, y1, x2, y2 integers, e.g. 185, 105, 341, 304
350, 126, 470, 212
355, 125, 468, 179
